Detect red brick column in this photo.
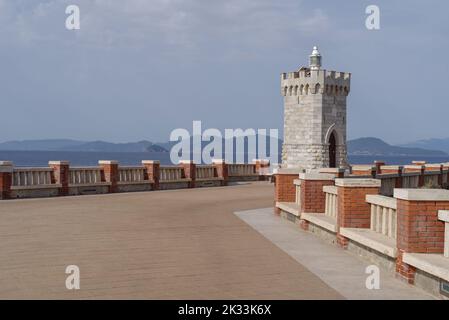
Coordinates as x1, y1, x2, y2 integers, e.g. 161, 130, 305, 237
374, 161, 385, 175
180, 160, 196, 188
274, 169, 301, 215
253, 159, 270, 180
404, 165, 425, 187
212, 159, 228, 186
350, 165, 376, 177
99, 160, 119, 193
142, 160, 160, 190
380, 165, 403, 188
335, 178, 381, 248
394, 189, 449, 283
0, 161, 13, 199
49, 161, 70, 196
298, 173, 335, 213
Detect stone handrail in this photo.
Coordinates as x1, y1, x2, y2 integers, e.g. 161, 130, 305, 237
228, 164, 256, 176
160, 166, 184, 181
196, 165, 216, 179
366, 194, 397, 239
69, 167, 103, 185
12, 168, 53, 187
118, 166, 145, 183
323, 185, 338, 219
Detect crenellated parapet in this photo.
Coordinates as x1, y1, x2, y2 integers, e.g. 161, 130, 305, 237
281, 69, 351, 97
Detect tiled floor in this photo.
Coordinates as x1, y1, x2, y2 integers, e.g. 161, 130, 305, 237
0, 182, 341, 299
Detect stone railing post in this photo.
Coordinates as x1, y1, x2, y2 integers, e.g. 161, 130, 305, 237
180, 160, 196, 188
394, 189, 449, 283
49, 161, 70, 196
335, 178, 381, 248
0, 161, 13, 199
212, 159, 228, 186
438, 211, 449, 258
297, 172, 335, 230
99, 160, 119, 193
273, 168, 302, 215
142, 160, 160, 190
374, 161, 386, 175
253, 159, 270, 180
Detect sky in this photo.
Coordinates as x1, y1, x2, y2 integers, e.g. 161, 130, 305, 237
0, 0, 448, 144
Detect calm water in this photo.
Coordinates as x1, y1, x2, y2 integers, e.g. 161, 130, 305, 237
1, 150, 449, 167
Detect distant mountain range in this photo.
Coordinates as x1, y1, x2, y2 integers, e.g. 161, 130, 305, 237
0, 139, 168, 153
399, 138, 449, 155
0, 136, 448, 157
348, 137, 447, 156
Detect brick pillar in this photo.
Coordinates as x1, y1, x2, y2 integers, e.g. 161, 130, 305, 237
298, 172, 335, 213
212, 159, 228, 186
403, 165, 425, 187
394, 189, 449, 283
180, 160, 196, 188
0, 161, 13, 199
335, 178, 381, 248
318, 168, 345, 178
253, 159, 270, 180
374, 161, 385, 175
380, 165, 403, 188
142, 160, 160, 190
350, 165, 376, 177
49, 161, 69, 196
99, 160, 119, 193
274, 169, 301, 215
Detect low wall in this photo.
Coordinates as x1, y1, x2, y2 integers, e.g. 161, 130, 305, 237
0, 159, 270, 200
275, 161, 449, 299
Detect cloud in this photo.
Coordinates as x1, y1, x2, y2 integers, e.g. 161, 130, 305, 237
0, 0, 331, 57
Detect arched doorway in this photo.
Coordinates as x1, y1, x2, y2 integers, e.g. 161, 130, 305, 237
329, 132, 337, 168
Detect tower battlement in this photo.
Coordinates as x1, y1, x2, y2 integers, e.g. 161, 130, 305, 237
281, 69, 351, 97
281, 46, 350, 170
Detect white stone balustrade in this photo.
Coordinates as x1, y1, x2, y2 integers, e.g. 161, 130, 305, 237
160, 166, 183, 181
401, 172, 420, 188
69, 167, 102, 185
367, 194, 397, 239
118, 166, 145, 182
12, 168, 53, 186
227, 164, 256, 176
323, 185, 338, 219
196, 165, 215, 179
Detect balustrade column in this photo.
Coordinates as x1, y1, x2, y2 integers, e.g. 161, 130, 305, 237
49, 161, 70, 196
0, 161, 13, 199
99, 160, 119, 193
212, 159, 228, 186
142, 161, 160, 190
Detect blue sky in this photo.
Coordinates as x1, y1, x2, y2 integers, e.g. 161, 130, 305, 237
0, 0, 448, 144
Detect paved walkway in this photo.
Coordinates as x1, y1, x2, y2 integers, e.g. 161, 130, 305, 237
0, 182, 342, 299
236, 208, 435, 300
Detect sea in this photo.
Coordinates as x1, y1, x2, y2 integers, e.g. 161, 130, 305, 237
1, 150, 449, 167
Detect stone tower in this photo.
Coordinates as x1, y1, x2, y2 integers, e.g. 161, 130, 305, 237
281, 46, 350, 170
